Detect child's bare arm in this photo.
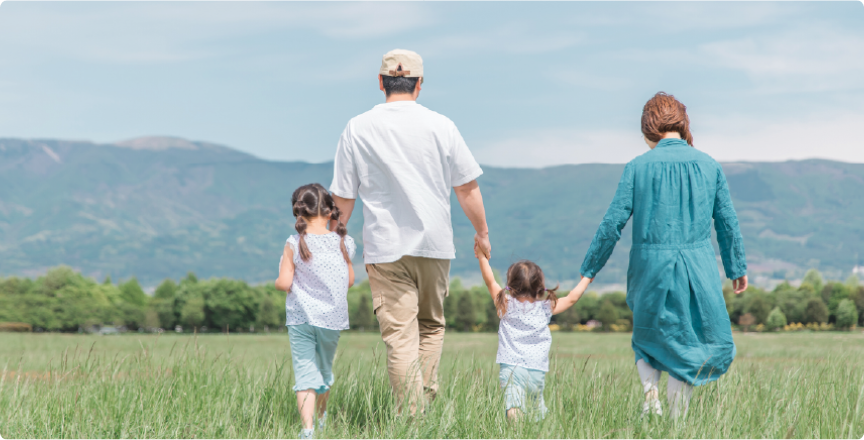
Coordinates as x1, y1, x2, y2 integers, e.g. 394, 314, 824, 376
347, 261, 355, 288
552, 276, 593, 315
275, 243, 295, 292
477, 251, 503, 301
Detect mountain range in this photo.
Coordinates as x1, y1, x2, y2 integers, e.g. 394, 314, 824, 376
2, 136, 863, 288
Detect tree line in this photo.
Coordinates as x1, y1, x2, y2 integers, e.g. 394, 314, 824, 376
0, 267, 861, 333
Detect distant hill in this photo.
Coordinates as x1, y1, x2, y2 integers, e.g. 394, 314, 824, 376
1, 137, 862, 287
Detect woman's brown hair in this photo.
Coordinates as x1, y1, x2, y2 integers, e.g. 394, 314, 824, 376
291, 183, 351, 264
641, 92, 694, 146
495, 260, 558, 317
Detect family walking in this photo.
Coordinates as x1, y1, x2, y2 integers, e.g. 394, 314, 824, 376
275, 49, 748, 438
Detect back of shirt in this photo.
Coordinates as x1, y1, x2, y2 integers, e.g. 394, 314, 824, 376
496, 296, 553, 372
284, 232, 356, 330
330, 101, 483, 264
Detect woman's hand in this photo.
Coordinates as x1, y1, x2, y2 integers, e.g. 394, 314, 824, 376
733, 275, 748, 294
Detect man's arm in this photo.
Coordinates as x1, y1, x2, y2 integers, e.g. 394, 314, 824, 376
331, 195, 356, 231
453, 180, 490, 258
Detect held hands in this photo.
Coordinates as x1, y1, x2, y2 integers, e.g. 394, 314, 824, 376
474, 232, 491, 259
733, 275, 748, 294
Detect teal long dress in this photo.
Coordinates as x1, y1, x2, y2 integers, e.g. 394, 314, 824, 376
580, 138, 747, 385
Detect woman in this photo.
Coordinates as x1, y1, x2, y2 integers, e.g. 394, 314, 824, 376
580, 92, 747, 419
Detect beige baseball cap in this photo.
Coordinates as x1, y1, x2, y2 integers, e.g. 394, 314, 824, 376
379, 49, 424, 79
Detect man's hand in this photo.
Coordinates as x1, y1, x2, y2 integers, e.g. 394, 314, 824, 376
733, 275, 748, 294
474, 232, 491, 259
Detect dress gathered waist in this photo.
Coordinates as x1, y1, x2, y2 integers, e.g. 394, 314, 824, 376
631, 238, 711, 251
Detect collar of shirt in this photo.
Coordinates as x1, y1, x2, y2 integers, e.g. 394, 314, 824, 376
656, 138, 689, 148
374, 101, 419, 110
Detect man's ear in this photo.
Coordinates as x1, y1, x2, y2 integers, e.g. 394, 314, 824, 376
379, 74, 385, 92
413, 77, 422, 96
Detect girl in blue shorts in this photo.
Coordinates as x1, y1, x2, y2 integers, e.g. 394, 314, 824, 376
477, 251, 591, 420
276, 183, 355, 439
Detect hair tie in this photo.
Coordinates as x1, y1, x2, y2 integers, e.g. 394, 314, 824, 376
504, 286, 511, 291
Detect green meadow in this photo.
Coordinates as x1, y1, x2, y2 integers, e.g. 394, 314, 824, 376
1, 331, 863, 439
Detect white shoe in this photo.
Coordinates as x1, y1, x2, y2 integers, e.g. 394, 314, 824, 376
299, 428, 314, 439
318, 411, 327, 430
641, 399, 662, 418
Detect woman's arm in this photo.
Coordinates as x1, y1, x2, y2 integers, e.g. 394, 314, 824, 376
275, 243, 295, 292
580, 163, 636, 279
552, 276, 593, 315
713, 166, 748, 293
477, 251, 503, 301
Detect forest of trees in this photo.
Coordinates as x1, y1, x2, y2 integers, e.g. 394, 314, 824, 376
0, 267, 861, 333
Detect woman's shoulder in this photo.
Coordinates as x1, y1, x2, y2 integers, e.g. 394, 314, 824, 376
629, 147, 720, 170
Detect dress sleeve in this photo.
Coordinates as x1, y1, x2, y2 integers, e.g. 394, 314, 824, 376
580, 163, 636, 279
329, 123, 360, 199
286, 236, 299, 263
713, 166, 747, 280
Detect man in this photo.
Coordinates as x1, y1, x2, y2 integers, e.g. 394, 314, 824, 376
329, 49, 491, 413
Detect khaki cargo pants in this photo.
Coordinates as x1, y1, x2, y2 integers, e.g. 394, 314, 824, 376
366, 255, 450, 414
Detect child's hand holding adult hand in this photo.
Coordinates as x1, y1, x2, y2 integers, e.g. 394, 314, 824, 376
474, 243, 487, 260
474, 232, 491, 259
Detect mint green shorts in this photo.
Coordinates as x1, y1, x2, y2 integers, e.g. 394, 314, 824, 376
499, 363, 548, 419
288, 324, 341, 394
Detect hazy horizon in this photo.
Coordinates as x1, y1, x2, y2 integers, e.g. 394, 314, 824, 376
8, 134, 864, 169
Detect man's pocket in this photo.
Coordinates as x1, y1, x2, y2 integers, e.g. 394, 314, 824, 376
366, 263, 384, 314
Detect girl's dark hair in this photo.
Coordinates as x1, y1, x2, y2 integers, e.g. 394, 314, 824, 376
291, 183, 350, 264
496, 260, 558, 317
641, 91, 694, 146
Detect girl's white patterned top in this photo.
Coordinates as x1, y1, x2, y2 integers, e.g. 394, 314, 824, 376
496, 294, 553, 372
282, 232, 356, 330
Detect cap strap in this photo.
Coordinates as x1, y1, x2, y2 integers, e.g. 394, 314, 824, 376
388, 69, 411, 77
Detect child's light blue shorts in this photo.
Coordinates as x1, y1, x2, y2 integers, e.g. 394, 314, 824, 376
499, 363, 548, 419
288, 323, 341, 395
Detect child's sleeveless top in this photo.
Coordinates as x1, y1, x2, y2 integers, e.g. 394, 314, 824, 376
496, 295, 553, 372
283, 232, 356, 330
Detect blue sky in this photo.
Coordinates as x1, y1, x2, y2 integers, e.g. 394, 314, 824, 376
0, 1, 862, 167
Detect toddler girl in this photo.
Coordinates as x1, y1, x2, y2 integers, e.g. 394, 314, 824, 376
477, 252, 591, 420
275, 183, 356, 439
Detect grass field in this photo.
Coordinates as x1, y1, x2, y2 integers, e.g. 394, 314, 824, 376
1, 331, 863, 439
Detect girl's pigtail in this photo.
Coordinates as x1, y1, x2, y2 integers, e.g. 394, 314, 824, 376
495, 288, 508, 318
545, 284, 560, 311
330, 206, 351, 264
295, 212, 312, 262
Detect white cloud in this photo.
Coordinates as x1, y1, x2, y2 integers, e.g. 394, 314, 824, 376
698, 113, 864, 163
626, 2, 805, 31
422, 26, 584, 58
473, 110, 864, 168
698, 26, 864, 93
0, 2, 435, 65
474, 129, 647, 167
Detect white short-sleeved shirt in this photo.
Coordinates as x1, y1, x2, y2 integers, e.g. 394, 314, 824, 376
282, 232, 356, 330
329, 101, 483, 264
496, 295, 554, 372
